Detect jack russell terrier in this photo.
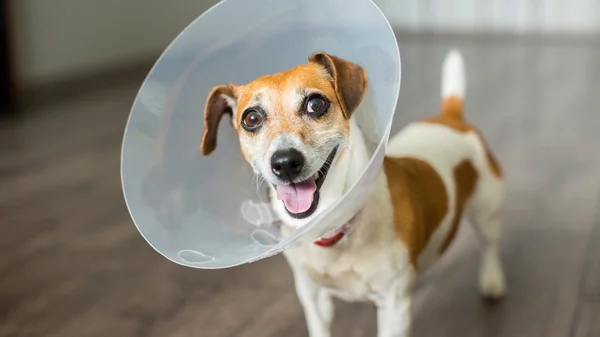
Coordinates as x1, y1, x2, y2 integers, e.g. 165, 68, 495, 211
200, 49, 506, 337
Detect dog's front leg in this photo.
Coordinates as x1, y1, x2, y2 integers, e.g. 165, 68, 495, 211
292, 270, 334, 337
376, 278, 414, 337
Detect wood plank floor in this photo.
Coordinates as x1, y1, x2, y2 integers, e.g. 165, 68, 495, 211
1, 36, 599, 337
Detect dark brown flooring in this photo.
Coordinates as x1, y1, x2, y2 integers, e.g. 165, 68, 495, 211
1, 36, 600, 337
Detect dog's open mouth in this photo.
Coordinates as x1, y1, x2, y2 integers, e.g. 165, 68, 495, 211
275, 146, 338, 219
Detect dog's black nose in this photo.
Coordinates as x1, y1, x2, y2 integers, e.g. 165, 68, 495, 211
271, 148, 305, 180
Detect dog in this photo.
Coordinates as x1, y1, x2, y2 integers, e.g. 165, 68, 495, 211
200, 49, 506, 337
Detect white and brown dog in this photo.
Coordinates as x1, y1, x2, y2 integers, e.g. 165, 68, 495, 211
200, 49, 506, 337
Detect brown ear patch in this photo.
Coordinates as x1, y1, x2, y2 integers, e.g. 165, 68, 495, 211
308, 52, 368, 119
200, 85, 237, 156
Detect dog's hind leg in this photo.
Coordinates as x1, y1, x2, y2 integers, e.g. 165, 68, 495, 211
467, 171, 507, 301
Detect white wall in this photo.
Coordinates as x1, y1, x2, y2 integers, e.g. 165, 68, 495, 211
10, 0, 600, 88
10, 0, 219, 87
375, 0, 600, 34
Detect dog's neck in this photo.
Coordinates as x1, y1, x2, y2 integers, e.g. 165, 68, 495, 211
320, 115, 371, 200
275, 114, 373, 244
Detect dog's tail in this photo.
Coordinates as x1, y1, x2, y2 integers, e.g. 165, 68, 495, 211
440, 49, 466, 120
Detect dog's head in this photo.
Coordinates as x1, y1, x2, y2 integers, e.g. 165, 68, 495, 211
200, 52, 367, 220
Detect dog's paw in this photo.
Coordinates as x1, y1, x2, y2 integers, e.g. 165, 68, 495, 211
479, 269, 507, 301
480, 279, 506, 302
479, 253, 507, 301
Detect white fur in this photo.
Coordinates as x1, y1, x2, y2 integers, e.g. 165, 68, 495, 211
221, 93, 238, 113
280, 115, 415, 336
273, 49, 506, 337
441, 49, 466, 99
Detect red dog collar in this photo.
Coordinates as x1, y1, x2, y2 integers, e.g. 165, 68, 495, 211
313, 211, 360, 247
314, 230, 346, 247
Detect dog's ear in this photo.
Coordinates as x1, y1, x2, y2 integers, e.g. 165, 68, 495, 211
308, 52, 368, 119
200, 84, 238, 156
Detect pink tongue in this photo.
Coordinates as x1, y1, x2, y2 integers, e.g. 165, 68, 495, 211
276, 179, 317, 214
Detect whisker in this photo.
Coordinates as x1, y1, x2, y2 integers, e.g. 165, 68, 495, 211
250, 172, 258, 186
254, 174, 261, 194
254, 173, 267, 197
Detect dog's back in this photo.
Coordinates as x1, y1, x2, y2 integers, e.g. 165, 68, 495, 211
384, 50, 506, 277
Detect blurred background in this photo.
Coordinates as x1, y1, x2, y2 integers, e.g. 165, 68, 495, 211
1, 0, 599, 336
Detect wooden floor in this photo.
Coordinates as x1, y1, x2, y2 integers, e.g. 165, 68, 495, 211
1, 36, 600, 337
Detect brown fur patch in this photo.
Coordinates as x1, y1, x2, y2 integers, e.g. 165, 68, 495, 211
235, 63, 349, 148
439, 160, 479, 253
424, 96, 503, 178
308, 52, 368, 119
383, 157, 449, 267
200, 85, 237, 156
424, 95, 469, 132
200, 52, 367, 165
440, 95, 464, 120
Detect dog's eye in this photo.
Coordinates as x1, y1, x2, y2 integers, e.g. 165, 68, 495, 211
306, 95, 329, 117
242, 109, 264, 131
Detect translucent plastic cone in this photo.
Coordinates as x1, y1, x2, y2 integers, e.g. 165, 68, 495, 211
121, 0, 401, 269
